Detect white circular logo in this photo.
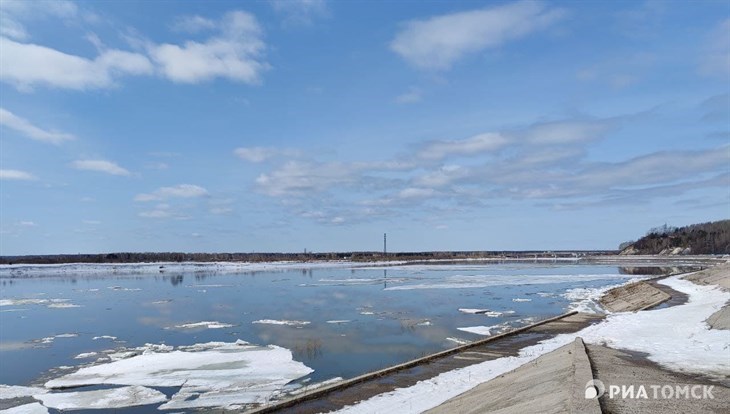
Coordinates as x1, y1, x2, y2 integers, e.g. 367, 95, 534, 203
585, 379, 605, 399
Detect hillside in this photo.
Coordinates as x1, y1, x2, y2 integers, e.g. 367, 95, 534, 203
620, 220, 730, 255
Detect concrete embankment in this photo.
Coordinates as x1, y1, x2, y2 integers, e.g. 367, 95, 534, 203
599, 281, 671, 312
429, 262, 729, 414
425, 338, 600, 414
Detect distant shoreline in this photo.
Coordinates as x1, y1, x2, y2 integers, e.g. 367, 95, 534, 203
0, 250, 616, 265
0, 254, 724, 278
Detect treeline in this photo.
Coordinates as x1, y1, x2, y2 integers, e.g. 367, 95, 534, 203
621, 220, 730, 255
0, 250, 612, 265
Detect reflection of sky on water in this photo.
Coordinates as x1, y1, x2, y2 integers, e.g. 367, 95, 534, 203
1, 263, 655, 386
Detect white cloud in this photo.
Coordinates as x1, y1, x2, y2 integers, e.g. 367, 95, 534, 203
1, 9, 268, 91
149, 11, 268, 84
398, 187, 437, 199
522, 120, 613, 145
0, 0, 78, 41
270, 0, 328, 26
414, 165, 469, 188
0, 37, 154, 91
135, 184, 209, 202
19, 221, 37, 227
391, 0, 565, 70
234, 146, 299, 162
418, 132, 508, 160
0, 108, 75, 144
71, 160, 131, 176
138, 203, 191, 220
395, 87, 422, 104
700, 18, 730, 77
0, 169, 35, 180
171, 15, 216, 33
255, 161, 362, 196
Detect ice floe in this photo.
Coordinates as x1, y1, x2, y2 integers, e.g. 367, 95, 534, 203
44, 340, 313, 410
108, 286, 142, 291
511, 298, 531, 302
457, 324, 507, 336
326, 320, 351, 324
445, 337, 471, 345
92, 335, 117, 341
457, 308, 488, 314
0, 299, 79, 309
73, 352, 98, 359
252, 319, 311, 326
35, 386, 166, 410
562, 281, 640, 313
284, 377, 343, 397
33, 333, 78, 345
458, 308, 512, 317
46, 303, 81, 308
0, 402, 49, 414
0, 299, 48, 307
171, 321, 235, 329
0, 385, 48, 399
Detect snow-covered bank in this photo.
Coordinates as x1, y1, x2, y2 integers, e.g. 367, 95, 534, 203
330, 271, 730, 414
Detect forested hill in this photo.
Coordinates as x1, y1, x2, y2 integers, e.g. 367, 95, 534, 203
620, 220, 730, 255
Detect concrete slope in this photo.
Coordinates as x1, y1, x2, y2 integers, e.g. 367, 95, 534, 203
586, 343, 730, 413
600, 281, 670, 312
683, 263, 730, 290
425, 338, 600, 414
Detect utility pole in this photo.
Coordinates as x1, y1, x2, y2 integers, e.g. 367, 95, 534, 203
383, 233, 387, 255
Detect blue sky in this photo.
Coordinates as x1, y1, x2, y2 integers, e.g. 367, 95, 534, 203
0, 0, 728, 255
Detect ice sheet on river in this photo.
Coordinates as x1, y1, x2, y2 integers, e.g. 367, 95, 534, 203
385, 273, 641, 290
35, 386, 166, 410
0, 385, 48, 399
0, 403, 49, 414
44, 340, 313, 410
